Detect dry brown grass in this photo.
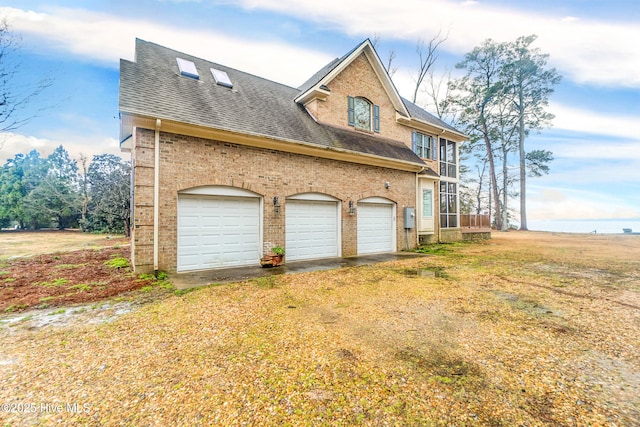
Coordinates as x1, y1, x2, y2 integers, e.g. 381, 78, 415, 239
1, 231, 639, 426
0, 230, 127, 259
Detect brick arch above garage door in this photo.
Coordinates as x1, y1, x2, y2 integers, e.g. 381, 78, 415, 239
177, 186, 263, 272
179, 186, 263, 198
285, 193, 341, 262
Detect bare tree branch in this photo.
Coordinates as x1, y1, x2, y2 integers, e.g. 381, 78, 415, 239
411, 30, 448, 103
0, 18, 54, 148
371, 33, 398, 78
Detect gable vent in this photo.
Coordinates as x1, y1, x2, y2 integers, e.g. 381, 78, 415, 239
211, 68, 233, 88
177, 58, 199, 79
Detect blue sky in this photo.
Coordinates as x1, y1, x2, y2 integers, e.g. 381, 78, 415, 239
1, 0, 639, 224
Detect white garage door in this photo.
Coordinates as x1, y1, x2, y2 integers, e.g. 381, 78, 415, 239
177, 194, 260, 271
357, 202, 395, 254
286, 199, 339, 261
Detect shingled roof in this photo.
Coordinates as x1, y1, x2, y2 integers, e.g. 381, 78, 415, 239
401, 97, 460, 134
120, 39, 459, 168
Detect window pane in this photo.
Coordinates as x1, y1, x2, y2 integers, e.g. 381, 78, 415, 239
448, 194, 457, 212
440, 139, 447, 161
448, 182, 456, 193
353, 98, 371, 130
447, 141, 456, 164
414, 133, 433, 158
422, 189, 433, 217
440, 162, 446, 175
441, 214, 448, 228
440, 182, 447, 193
448, 164, 456, 178
440, 194, 447, 213
449, 214, 458, 228
425, 140, 430, 158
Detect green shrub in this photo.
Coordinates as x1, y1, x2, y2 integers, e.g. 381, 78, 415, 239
104, 257, 130, 269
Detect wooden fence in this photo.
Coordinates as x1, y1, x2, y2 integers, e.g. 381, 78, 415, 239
460, 214, 491, 230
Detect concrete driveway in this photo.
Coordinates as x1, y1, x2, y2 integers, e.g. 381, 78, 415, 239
170, 252, 427, 289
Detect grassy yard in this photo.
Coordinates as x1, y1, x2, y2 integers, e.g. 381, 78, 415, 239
1, 231, 639, 426
0, 230, 128, 259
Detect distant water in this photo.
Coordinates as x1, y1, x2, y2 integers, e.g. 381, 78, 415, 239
527, 219, 640, 234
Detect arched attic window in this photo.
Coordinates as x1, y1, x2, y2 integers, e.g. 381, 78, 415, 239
348, 96, 380, 133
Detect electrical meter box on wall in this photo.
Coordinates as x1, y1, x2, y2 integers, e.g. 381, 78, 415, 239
404, 207, 415, 229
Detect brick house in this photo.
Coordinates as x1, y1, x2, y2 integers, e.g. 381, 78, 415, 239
119, 38, 467, 274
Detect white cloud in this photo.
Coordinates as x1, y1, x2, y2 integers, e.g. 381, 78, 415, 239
0, 6, 332, 86
551, 140, 640, 160
228, 0, 640, 88
548, 102, 640, 144
528, 186, 640, 220
0, 131, 124, 164
4, 2, 639, 89
561, 16, 579, 23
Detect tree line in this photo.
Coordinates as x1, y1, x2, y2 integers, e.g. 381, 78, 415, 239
378, 33, 560, 230
0, 145, 131, 235
448, 35, 560, 231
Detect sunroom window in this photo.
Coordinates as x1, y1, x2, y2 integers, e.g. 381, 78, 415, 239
440, 181, 458, 228
439, 138, 457, 178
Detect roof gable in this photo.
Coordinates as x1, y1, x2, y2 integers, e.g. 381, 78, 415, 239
294, 39, 410, 117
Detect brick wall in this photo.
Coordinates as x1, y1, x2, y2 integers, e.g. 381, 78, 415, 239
309, 52, 442, 175
316, 53, 412, 145
130, 128, 156, 273
132, 128, 418, 273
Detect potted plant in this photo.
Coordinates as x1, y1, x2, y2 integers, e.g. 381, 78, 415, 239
270, 246, 285, 266
260, 246, 285, 267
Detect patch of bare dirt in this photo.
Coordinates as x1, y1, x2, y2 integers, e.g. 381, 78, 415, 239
0, 245, 153, 313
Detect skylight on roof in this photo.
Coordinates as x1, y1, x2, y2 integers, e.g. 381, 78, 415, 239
177, 58, 199, 79
211, 68, 233, 88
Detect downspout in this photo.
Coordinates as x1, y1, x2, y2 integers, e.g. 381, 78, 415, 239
415, 170, 421, 248
437, 180, 442, 243
154, 119, 161, 272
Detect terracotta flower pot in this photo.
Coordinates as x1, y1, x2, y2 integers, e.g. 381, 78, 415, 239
260, 254, 284, 268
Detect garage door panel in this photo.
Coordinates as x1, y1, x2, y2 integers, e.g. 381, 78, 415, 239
180, 216, 200, 227
286, 200, 339, 261
178, 195, 260, 271
357, 203, 395, 254
180, 236, 201, 246
201, 216, 222, 226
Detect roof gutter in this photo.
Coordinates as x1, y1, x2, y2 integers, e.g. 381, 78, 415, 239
121, 113, 426, 173
396, 115, 468, 141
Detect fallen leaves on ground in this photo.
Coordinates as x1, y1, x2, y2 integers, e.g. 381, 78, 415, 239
1, 231, 639, 426
0, 245, 155, 313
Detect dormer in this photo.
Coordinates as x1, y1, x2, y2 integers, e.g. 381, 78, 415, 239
295, 39, 409, 133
